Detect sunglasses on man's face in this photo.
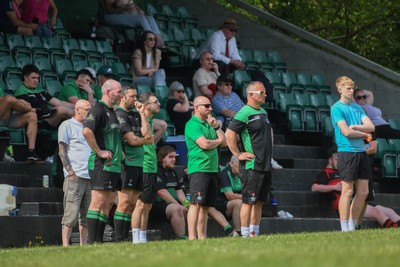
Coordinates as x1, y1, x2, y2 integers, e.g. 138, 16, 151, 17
197, 104, 212, 109
356, 95, 367, 100
229, 29, 237, 33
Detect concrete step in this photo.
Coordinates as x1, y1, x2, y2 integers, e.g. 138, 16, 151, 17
273, 145, 326, 159
16, 187, 63, 203
19, 202, 63, 216
0, 174, 42, 187
0, 162, 52, 177
277, 158, 327, 169
272, 169, 320, 191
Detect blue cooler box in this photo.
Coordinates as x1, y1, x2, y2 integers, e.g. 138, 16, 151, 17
165, 136, 188, 166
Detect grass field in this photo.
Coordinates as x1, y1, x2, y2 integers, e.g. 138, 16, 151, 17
0, 229, 398, 267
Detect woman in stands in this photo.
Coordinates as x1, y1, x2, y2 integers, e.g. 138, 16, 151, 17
0, 0, 36, 35
354, 89, 400, 139
165, 81, 193, 135
20, 0, 58, 37
102, 0, 164, 47
131, 31, 166, 88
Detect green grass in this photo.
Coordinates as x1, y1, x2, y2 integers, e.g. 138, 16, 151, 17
0, 229, 398, 267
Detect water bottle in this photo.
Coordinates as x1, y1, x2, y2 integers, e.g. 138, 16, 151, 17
90, 25, 96, 38
184, 194, 190, 209
43, 175, 49, 188
0, 184, 17, 216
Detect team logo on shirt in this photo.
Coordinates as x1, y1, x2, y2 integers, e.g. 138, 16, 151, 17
86, 114, 95, 121
107, 181, 112, 189
157, 176, 163, 182
128, 157, 133, 161
248, 115, 260, 123
196, 192, 203, 201
128, 179, 133, 187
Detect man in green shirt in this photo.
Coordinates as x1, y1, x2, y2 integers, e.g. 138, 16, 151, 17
14, 64, 74, 128
185, 96, 226, 240
58, 69, 96, 105
131, 92, 160, 243
114, 85, 153, 242
0, 83, 40, 161
82, 79, 124, 243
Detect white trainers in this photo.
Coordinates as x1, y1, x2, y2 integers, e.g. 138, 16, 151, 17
271, 158, 283, 170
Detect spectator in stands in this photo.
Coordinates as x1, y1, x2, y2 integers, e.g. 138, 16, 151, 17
354, 88, 400, 139
311, 149, 400, 229
149, 145, 188, 239
102, 0, 164, 47
0, 0, 37, 35
192, 51, 220, 99
197, 18, 245, 74
165, 81, 193, 135
59, 100, 92, 246
20, 0, 58, 37
58, 69, 96, 105
0, 83, 40, 162
14, 64, 74, 128
91, 66, 114, 101
131, 31, 166, 88
216, 155, 242, 233
330, 76, 375, 232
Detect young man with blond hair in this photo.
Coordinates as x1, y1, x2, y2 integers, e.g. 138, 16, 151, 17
330, 76, 375, 231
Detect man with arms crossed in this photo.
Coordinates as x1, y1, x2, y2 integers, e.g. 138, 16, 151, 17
225, 81, 273, 238
114, 86, 153, 242
185, 96, 226, 240
83, 79, 123, 243
59, 100, 92, 246
330, 76, 375, 231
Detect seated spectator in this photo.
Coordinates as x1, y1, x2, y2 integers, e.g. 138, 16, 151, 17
192, 51, 220, 99
211, 74, 244, 129
14, 64, 74, 128
165, 81, 193, 135
197, 18, 245, 74
216, 155, 242, 232
354, 89, 400, 139
131, 31, 166, 88
311, 149, 400, 229
149, 145, 188, 239
0, 83, 40, 161
102, 0, 164, 47
20, 0, 57, 37
58, 69, 96, 105
0, 0, 37, 35
90, 66, 115, 101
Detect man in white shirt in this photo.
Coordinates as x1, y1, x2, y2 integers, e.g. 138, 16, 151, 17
192, 51, 220, 99
197, 18, 246, 74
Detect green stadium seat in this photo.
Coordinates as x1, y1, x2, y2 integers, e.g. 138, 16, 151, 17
281, 72, 305, 94
232, 70, 251, 98
238, 49, 259, 70
54, 58, 77, 80
95, 40, 119, 64
61, 38, 87, 61
309, 93, 330, 130
4, 78, 22, 94
111, 62, 132, 84
376, 138, 397, 177
190, 28, 206, 46
154, 85, 169, 106
24, 35, 48, 59
41, 37, 66, 66
145, 3, 169, 29
267, 51, 287, 72
312, 73, 331, 94
15, 55, 32, 68
252, 50, 274, 72
388, 118, 400, 131
73, 59, 90, 72
45, 80, 63, 98
326, 94, 339, 107
5, 34, 31, 58
136, 85, 151, 95
297, 73, 319, 94
161, 5, 183, 28
264, 71, 287, 95
323, 116, 334, 137
176, 6, 198, 28
78, 39, 103, 63
277, 92, 304, 131
0, 55, 20, 79
160, 29, 184, 67
185, 87, 194, 101
294, 93, 318, 132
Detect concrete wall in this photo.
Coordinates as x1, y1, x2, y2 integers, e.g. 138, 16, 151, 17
161, 0, 400, 118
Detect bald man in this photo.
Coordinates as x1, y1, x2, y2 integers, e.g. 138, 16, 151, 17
83, 79, 124, 244
184, 96, 226, 240
59, 100, 92, 246
225, 81, 273, 238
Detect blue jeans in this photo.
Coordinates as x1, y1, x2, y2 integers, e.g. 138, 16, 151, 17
103, 14, 160, 34
134, 69, 166, 88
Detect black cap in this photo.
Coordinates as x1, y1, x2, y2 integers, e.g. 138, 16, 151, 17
217, 74, 232, 84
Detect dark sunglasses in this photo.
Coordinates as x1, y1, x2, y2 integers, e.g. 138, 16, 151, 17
146, 37, 156, 41
176, 90, 185, 93
356, 95, 367, 100
229, 29, 237, 33
223, 82, 232, 86
197, 104, 212, 109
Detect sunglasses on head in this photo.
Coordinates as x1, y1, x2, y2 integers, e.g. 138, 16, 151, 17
356, 95, 367, 100
197, 104, 212, 109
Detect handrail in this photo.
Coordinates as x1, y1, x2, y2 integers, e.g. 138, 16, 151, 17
224, 0, 400, 83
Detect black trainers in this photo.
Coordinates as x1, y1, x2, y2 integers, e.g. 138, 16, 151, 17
26, 150, 44, 163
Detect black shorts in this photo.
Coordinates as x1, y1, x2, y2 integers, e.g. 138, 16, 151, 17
337, 152, 371, 182
215, 200, 228, 218
119, 165, 143, 191
89, 160, 120, 191
139, 172, 157, 204
189, 172, 217, 207
241, 169, 271, 204
149, 201, 169, 222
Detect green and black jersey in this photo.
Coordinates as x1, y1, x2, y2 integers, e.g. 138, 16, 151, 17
83, 100, 123, 173
14, 84, 53, 111
228, 105, 272, 171
155, 165, 183, 202
115, 107, 144, 167
142, 117, 157, 174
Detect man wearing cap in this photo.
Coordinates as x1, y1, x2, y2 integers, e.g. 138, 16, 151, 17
192, 51, 220, 99
92, 66, 115, 101
58, 69, 96, 105
197, 18, 245, 74
211, 74, 244, 129
166, 81, 193, 135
